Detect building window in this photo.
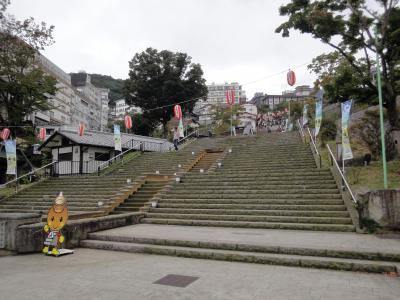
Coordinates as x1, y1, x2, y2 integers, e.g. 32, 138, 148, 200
95, 152, 110, 161
58, 152, 72, 161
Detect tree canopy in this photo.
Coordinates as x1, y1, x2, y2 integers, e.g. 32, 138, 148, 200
89, 74, 125, 104
124, 48, 207, 136
276, 0, 400, 129
0, 0, 57, 130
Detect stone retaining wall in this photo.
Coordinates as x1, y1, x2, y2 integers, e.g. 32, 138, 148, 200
16, 212, 144, 253
357, 189, 400, 230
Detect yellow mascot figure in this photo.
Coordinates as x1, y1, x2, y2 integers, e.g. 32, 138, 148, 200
42, 192, 69, 256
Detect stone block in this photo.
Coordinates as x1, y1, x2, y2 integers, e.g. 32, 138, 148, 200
0, 213, 42, 251
15, 212, 143, 253
357, 189, 400, 229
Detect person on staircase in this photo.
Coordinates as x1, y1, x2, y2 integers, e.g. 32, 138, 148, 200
173, 127, 180, 151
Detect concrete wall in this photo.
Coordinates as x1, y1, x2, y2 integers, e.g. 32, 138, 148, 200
0, 213, 42, 251
357, 189, 400, 230
16, 212, 144, 253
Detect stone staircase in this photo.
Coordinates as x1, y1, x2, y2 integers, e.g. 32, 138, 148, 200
189, 150, 223, 173
0, 138, 218, 218
80, 132, 400, 274
142, 132, 356, 232
112, 181, 166, 214
81, 224, 400, 274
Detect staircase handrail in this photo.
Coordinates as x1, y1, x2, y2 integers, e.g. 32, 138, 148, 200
0, 160, 57, 191
178, 129, 199, 145
97, 140, 143, 174
326, 144, 357, 204
297, 119, 305, 141
307, 127, 319, 156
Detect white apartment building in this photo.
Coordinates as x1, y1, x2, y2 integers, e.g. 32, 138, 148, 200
31, 55, 109, 132
71, 72, 109, 131
206, 82, 246, 104
114, 99, 142, 120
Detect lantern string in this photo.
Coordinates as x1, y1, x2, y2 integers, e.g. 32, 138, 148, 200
139, 61, 310, 113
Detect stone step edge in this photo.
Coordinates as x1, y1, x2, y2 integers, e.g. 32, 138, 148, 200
80, 239, 398, 274
140, 218, 356, 231
86, 233, 400, 263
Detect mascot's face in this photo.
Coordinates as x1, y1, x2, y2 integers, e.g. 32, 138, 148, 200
47, 206, 68, 231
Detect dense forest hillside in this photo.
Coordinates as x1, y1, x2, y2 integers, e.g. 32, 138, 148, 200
89, 74, 126, 104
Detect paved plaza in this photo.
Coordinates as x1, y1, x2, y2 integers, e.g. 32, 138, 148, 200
0, 248, 399, 300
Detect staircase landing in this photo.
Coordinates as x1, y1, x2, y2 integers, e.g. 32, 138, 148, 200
82, 224, 400, 274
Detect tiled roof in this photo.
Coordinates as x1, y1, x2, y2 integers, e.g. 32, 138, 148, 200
39, 129, 171, 150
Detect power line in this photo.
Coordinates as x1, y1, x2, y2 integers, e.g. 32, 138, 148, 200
138, 61, 311, 113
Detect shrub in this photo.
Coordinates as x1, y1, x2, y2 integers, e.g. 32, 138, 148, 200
352, 109, 397, 161
319, 117, 337, 146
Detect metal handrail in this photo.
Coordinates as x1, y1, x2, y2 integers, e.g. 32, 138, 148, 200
97, 140, 143, 173
0, 160, 57, 190
178, 129, 199, 144
326, 144, 357, 204
307, 127, 319, 156
297, 119, 305, 140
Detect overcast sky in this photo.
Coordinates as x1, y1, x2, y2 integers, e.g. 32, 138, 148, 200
9, 0, 332, 98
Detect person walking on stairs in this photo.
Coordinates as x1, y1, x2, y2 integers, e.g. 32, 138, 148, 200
173, 127, 180, 151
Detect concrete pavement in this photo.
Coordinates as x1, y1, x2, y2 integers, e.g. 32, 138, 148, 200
0, 248, 399, 300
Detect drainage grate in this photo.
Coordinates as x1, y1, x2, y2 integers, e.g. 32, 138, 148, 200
0, 221, 6, 249
153, 274, 199, 288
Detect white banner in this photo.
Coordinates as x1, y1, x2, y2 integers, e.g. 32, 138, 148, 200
341, 100, 353, 160
178, 118, 184, 138
5, 139, 17, 175
114, 124, 122, 151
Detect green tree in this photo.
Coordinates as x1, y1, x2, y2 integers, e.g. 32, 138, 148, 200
89, 74, 125, 103
0, 0, 57, 130
124, 48, 208, 137
308, 52, 377, 105
211, 104, 244, 135
109, 113, 156, 137
276, 0, 400, 129
352, 109, 397, 160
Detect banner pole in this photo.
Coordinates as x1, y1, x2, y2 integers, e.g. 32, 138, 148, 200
230, 104, 233, 137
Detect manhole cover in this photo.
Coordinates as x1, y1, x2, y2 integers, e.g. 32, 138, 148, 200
153, 274, 199, 288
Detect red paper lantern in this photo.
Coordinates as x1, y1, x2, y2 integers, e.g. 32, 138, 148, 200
124, 115, 132, 129
1, 128, 10, 140
38, 127, 46, 141
174, 104, 182, 120
78, 123, 85, 136
287, 70, 296, 86
225, 90, 235, 105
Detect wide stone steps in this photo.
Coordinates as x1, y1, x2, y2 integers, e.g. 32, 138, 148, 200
162, 193, 341, 199
81, 234, 399, 274
149, 208, 350, 217
141, 218, 356, 231
180, 179, 336, 184
155, 203, 347, 211
112, 181, 166, 214
145, 213, 352, 225
157, 198, 344, 205
167, 188, 340, 194
172, 184, 338, 189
